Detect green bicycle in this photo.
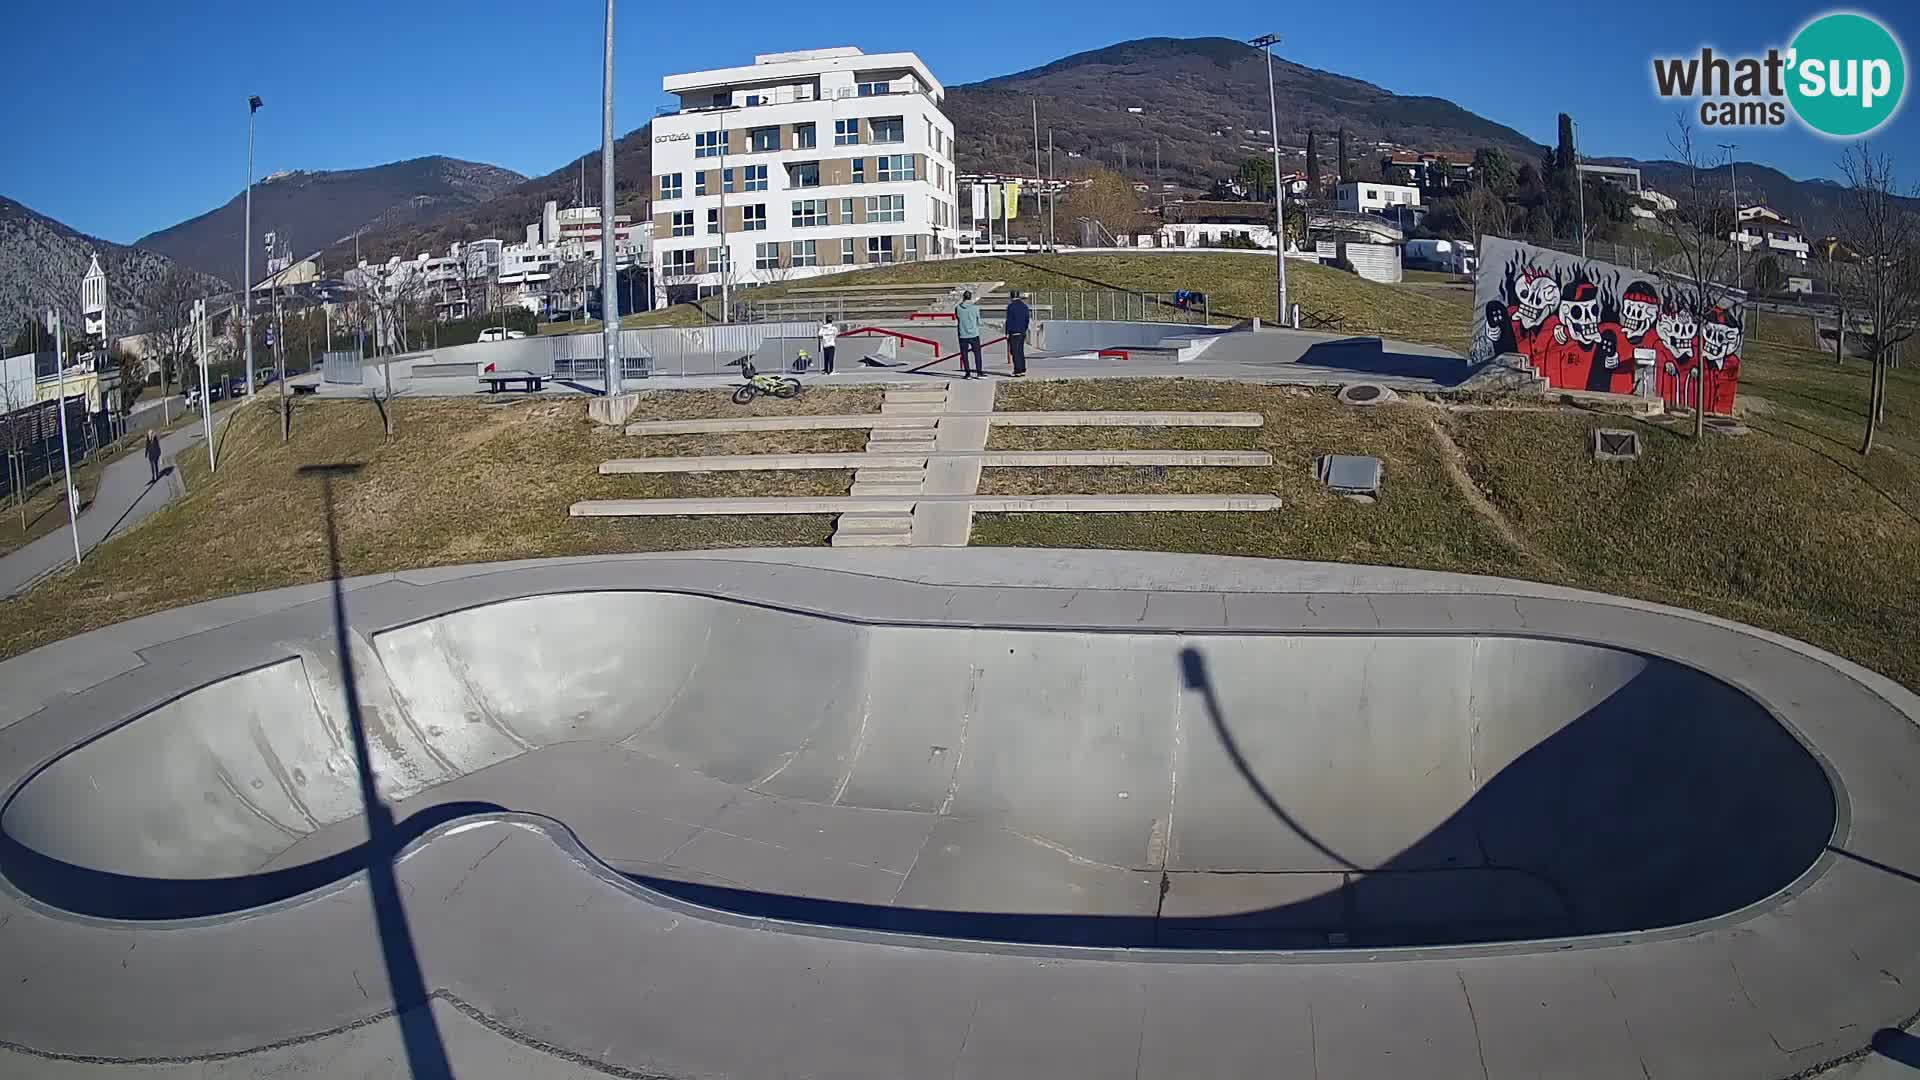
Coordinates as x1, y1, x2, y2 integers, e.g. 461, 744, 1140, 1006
728, 358, 803, 404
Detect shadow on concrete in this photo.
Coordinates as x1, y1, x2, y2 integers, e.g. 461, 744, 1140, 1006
1871, 1027, 1920, 1068
1292, 337, 1473, 386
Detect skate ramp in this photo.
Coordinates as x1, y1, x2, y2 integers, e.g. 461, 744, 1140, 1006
0, 591, 1835, 947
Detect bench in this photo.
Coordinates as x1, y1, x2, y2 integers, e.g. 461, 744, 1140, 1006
483, 370, 545, 393
292, 383, 319, 396
1097, 349, 1132, 360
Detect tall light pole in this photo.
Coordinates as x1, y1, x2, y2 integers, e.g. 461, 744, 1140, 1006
1570, 117, 1586, 259
1250, 33, 1288, 327
48, 309, 80, 567
718, 113, 729, 318
244, 95, 262, 397
1719, 143, 1741, 284
599, 0, 623, 395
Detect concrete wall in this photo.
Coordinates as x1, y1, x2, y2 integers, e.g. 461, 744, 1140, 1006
1339, 241, 1402, 284
1036, 321, 1227, 355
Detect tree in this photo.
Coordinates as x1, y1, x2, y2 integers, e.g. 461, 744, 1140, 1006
1833, 144, 1920, 456
548, 257, 595, 320
1473, 147, 1517, 196
1447, 183, 1506, 245
0, 370, 33, 527
1655, 114, 1741, 439
344, 263, 426, 437
138, 266, 203, 424
8, 318, 40, 357
1060, 167, 1148, 244
1237, 156, 1275, 201
1751, 254, 1784, 293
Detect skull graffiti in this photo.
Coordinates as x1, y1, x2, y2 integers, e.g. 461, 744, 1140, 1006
1701, 307, 1741, 366
1620, 281, 1660, 339
1657, 306, 1698, 358
1515, 270, 1561, 328
1558, 282, 1602, 345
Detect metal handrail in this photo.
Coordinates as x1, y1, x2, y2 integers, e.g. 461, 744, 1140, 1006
843, 326, 939, 352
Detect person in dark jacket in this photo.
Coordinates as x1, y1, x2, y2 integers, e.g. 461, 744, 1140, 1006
1005, 290, 1031, 376
144, 431, 162, 484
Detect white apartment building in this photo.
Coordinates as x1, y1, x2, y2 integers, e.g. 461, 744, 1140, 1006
1336, 182, 1422, 215
650, 47, 959, 299
1733, 205, 1811, 261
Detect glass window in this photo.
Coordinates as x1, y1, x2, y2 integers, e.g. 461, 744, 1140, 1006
870, 116, 904, 144
866, 194, 904, 223
857, 81, 887, 97
744, 93, 764, 106
706, 246, 730, 273
695, 172, 708, 196
788, 162, 820, 188
670, 210, 694, 237
694, 131, 724, 159
833, 119, 860, 146
795, 123, 816, 149
707, 208, 719, 234
878, 155, 916, 182
662, 249, 696, 274
852, 158, 865, 184
659, 173, 682, 200
722, 167, 735, 193
790, 239, 817, 267
867, 235, 895, 263
792, 200, 828, 228
742, 204, 767, 231
842, 238, 855, 263
743, 165, 768, 191
750, 127, 780, 153
755, 242, 782, 270
906, 235, 918, 261
840, 197, 855, 222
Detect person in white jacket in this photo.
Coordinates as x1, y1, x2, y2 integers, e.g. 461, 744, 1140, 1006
817, 319, 839, 375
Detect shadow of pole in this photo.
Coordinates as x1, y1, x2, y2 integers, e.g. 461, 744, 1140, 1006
301, 462, 453, 1080
1872, 1026, 1920, 1068
1178, 645, 1364, 873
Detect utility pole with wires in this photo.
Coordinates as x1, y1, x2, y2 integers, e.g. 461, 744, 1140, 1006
1250, 32, 1289, 326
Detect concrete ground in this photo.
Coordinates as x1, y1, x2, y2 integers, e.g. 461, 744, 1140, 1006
2, 549, 1918, 1079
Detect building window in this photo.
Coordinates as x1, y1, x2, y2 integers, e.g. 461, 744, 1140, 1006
852, 158, 865, 184
788, 161, 820, 188
926, 118, 935, 146
662, 249, 696, 274
905, 235, 918, 261
834, 119, 860, 145
671, 210, 694, 237
857, 81, 887, 96
878, 155, 915, 182
790, 239, 817, 267
742, 165, 768, 191
706, 246, 730, 273
840, 197, 856, 222
660, 173, 682, 200
694, 131, 724, 159
870, 116, 904, 144
795, 123, 816, 149
750, 127, 780, 153
755, 242, 782, 271
744, 93, 764, 106
743, 204, 767, 231
695, 172, 708, 196
707, 208, 720, 234
867, 194, 904, 223
792, 200, 828, 228
721, 168, 734, 193
867, 235, 895, 263
842, 238, 856, 263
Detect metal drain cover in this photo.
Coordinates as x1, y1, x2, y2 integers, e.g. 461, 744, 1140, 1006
1337, 383, 1399, 407
1317, 454, 1382, 496
1591, 429, 1642, 461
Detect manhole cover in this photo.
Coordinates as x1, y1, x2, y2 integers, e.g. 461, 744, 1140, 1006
1347, 385, 1381, 402
1337, 383, 1399, 407
1704, 417, 1751, 437
1591, 428, 1642, 462
1316, 454, 1382, 496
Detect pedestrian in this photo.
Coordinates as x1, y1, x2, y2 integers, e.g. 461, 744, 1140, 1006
1005, 289, 1031, 377
818, 318, 838, 375
955, 290, 984, 379
144, 430, 161, 485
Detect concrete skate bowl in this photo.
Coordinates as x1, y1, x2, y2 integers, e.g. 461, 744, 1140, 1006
0, 591, 1837, 952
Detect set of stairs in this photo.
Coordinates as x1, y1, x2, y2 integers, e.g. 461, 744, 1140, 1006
831, 385, 948, 547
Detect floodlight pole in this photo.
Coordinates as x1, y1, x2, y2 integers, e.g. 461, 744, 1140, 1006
1251, 33, 1288, 327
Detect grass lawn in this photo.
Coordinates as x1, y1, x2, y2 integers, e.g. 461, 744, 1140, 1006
0, 458, 102, 560
541, 253, 1472, 350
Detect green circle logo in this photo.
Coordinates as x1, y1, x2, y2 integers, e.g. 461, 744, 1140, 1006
1788, 12, 1906, 137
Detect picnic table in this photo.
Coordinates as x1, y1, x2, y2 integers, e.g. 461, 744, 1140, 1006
482, 370, 545, 393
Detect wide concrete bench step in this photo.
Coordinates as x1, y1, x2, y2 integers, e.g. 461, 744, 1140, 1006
880, 402, 946, 415
849, 481, 925, 497
853, 468, 928, 484
833, 513, 916, 535
627, 412, 1263, 436
883, 389, 949, 404
829, 531, 915, 547
572, 494, 1280, 517
986, 411, 1263, 428
600, 453, 926, 474
627, 415, 934, 436
600, 449, 1271, 474
981, 450, 1272, 467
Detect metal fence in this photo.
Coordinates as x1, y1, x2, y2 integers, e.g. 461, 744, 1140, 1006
0, 398, 110, 504
552, 322, 822, 379
321, 349, 364, 385
743, 289, 1211, 326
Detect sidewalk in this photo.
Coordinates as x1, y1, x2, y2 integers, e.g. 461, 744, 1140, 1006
0, 408, 223, 597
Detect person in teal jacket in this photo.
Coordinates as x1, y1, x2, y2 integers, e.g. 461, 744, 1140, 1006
954, 291, 984, 378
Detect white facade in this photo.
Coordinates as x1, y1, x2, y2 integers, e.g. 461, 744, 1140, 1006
651, 47, 958, 298
1733, 206, 1811, 260
1335, 182, 1422, 214
80, 254, 107, 347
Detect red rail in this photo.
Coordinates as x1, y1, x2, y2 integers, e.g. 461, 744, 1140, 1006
908, 335, 1009, 374
843, 326, 939, 352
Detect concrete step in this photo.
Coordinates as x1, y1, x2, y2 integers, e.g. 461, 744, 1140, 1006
627, 414, 935, 436
834, 513, 916, 535
883, 389, 949, 404
830, 531, 914, 547
849, 481, 925, 497
867, 435, 939, 451
880, 402, 946, 415
601, 452, 923, 474
867, 429, 940, 444
571, 494, 1278, 517
853, 468, 928, 484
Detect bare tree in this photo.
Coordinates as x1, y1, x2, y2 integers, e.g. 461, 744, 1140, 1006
1454, 183, 1506, 250
138, 266, 202, 424
0, 375, 34, 527
1655, 115, 1742, 439
547, 257, 595, 322
1059, 167, 1149, 245
345, 263, 425, 438
1833, 144, 1920, 455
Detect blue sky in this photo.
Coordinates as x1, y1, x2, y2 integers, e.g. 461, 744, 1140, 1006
4, 0, 1915, 244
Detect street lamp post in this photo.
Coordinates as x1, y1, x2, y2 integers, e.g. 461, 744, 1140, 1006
48, 309, 80, 567
244, 95, 262, 398
599, 0, 623, 395
1250, 33, 1288, 327
1719, 143, 1741, 284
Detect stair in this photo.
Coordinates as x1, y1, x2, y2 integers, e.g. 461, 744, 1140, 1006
831, 511, 916, 547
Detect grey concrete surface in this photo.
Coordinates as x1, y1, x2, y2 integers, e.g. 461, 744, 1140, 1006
1, 549, 1918, 1079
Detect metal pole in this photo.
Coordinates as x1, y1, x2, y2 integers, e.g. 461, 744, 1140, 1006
244, 96, 260, 397
1253, 34, 1288, 326
1719, 144, 1740, 283
599, 0, 623, 394
1047, 130, 1055, 251
195, 301, 215, 471
719, 114, 729, 318
49, 310, 80, 566
1032, 100, 1041, 244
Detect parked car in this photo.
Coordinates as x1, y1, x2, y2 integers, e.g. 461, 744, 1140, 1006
477, 327, 528, 342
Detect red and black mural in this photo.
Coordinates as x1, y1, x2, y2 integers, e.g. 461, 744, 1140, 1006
1471, 238, 1742, 415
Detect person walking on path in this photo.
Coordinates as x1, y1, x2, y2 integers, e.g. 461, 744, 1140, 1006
144, 431, 162, 485
1005, 290, 1031, 377
817, 318, 838, 375
955, 291, 984, 378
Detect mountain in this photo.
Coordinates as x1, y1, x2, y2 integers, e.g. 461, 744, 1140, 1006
135, 156, 525, 282
0, 196, 221, 346
944, 37, 1546, 186
1601, 158, 1902, 235
326, 134, 654, 267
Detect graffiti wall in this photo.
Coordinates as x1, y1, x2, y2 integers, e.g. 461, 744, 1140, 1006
1471, 237, 1744, 415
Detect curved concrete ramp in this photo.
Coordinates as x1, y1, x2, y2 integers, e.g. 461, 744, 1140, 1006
2, 591, 1833, 947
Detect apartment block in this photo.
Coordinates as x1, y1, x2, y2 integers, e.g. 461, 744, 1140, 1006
651, 47, 959, 299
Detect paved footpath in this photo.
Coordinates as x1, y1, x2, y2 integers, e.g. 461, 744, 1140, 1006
0, 406, 218, 597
